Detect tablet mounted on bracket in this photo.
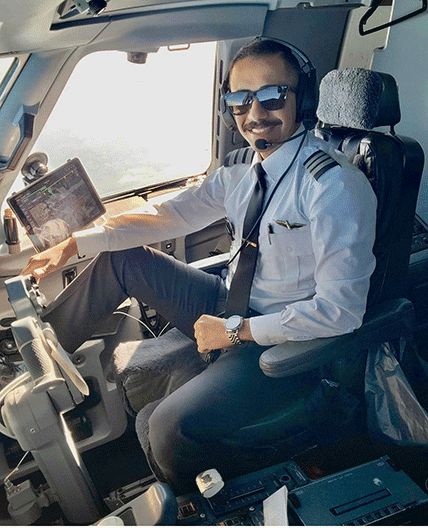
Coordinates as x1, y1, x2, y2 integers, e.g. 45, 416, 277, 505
7, 158, 105, 252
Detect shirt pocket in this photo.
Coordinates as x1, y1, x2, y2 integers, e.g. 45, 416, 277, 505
260, 224, 316, 292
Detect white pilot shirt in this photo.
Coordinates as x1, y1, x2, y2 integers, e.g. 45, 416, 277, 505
74, 129, 377, 346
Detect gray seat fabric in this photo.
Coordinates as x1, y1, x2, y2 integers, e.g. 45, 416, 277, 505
316, 68, 401, 130
113, 327, 206, 415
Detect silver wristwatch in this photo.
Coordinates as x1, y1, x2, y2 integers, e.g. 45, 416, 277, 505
225, 315, 244, 345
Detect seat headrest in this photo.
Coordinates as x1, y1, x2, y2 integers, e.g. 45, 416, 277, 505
316, 68, 401, 130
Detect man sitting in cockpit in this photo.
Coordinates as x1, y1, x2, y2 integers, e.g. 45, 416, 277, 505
22, 39, 376, 493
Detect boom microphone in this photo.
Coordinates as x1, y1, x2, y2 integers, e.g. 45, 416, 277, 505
254, 139, 278, 150
254, 130, 307, 151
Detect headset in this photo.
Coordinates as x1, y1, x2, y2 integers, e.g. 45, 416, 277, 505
220, 36, 318, 132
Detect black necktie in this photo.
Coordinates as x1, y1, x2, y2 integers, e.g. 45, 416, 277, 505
225, 162, 267, 317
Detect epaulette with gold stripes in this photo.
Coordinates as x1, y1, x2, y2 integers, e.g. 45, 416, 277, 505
224, 147, 255, 167
303, 150, 339, 180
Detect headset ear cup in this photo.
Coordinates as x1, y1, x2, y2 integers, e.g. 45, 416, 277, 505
295, 74, 305, 124
297, 69, 318, 130
220, 93, 237, 131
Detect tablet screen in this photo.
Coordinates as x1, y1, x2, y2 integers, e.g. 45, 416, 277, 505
7, 158, 105, 252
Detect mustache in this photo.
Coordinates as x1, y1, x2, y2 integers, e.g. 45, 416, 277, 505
243, 119, 282, 132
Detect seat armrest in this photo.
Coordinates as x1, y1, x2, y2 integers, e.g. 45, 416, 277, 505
259, 298, 414, 378
189, 252, 230, 271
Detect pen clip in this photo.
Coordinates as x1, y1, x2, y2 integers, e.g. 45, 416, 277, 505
267, 223, 273, 244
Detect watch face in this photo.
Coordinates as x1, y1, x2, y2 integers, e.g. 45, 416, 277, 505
225, 315, 243, 332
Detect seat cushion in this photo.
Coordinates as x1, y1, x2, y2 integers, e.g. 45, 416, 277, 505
113, 328, 206, 414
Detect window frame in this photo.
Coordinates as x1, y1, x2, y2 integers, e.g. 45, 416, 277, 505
0, 56, 26, 108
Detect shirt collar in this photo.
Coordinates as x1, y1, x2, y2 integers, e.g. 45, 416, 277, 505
251, 124, 306, 182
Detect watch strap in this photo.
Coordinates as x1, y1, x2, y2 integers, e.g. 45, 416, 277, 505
227, 330, 242, 346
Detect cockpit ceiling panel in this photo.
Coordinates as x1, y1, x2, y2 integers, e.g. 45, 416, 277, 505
53, 0, 368, 23
78, 5, 268, 54
0, 1, 269, 55
0, 0, 368, 55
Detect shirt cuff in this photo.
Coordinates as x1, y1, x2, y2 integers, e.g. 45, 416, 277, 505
72, 226, 109, 258
249, 312, 286, 346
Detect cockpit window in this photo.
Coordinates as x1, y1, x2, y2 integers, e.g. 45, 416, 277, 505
30, 43, 216, 198
0, 57, 18, 104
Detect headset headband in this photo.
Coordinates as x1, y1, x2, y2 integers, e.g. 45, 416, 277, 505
254, 36, 315, 74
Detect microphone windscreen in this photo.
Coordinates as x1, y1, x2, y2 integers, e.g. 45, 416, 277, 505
254, 139, 268, 150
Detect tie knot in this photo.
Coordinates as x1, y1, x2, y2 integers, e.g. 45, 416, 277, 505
254, 162, 266, 183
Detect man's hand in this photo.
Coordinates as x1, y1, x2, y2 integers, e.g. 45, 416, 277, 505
193, 314, 253, 354
21, 237, 78, 281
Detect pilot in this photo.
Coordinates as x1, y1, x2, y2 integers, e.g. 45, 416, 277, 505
22, 39, 376, 493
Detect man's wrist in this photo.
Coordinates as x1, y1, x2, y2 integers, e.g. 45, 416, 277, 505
238, 319, 254, 342
64, 236, 78, 259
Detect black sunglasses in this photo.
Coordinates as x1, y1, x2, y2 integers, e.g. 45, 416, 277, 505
224, 84, 294, 116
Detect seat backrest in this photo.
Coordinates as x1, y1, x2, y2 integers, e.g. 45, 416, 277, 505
315, 68, 425, 307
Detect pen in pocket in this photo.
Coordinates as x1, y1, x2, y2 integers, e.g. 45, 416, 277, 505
267, 223, 273, 244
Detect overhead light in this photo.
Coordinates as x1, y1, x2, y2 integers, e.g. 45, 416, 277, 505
58, 0, 108, 20
74, 0, 107, 16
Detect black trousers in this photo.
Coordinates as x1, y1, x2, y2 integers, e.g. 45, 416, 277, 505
43, 246, 315, 493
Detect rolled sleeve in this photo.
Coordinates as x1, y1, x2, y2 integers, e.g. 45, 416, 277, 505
73, 226, 109, 258
249, 312, 284, 346
71, 167, 232, 255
